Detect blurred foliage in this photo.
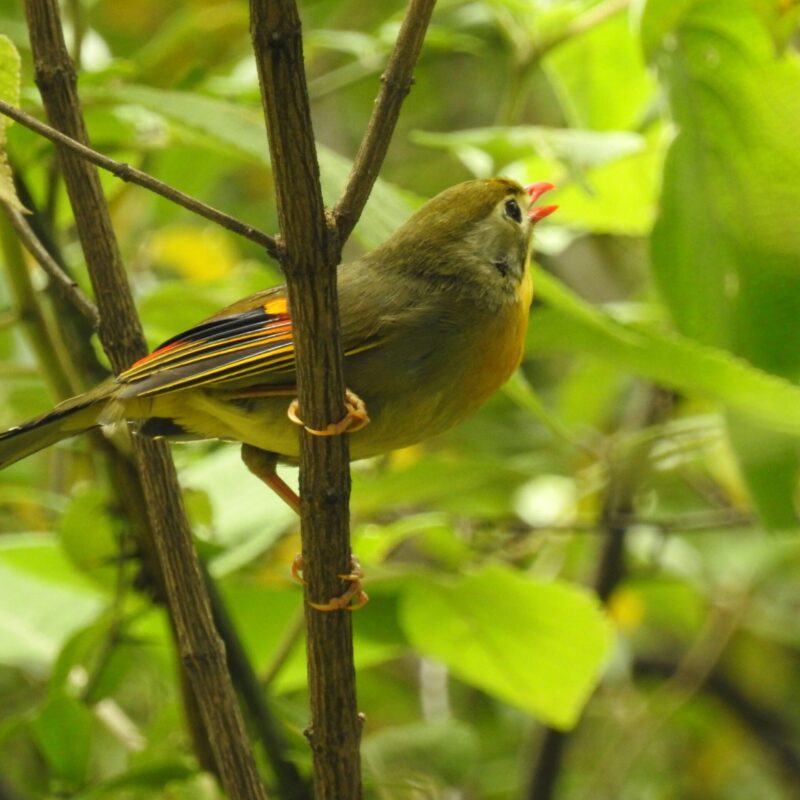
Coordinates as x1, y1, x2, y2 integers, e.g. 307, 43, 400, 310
0, 0, 800, 797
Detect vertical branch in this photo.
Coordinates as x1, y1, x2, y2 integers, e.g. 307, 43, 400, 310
249, 2, 434, 794
23, 2, 267, 798
249, 2, 361, 798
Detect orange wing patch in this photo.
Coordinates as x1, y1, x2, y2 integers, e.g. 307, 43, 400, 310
263, 295, 289, 317
116, 301, 297, 396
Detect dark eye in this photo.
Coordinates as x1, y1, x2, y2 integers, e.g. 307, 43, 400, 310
504, 198, 522, 223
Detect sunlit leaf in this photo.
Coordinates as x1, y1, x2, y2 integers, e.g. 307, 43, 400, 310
400, 566, 611, 729
545, 10, 655, 131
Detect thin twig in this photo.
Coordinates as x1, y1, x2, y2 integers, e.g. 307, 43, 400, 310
0, 98, 280, 258
262, 607, 305, 687
1, 200, 100, 328
333, 0, 436, 243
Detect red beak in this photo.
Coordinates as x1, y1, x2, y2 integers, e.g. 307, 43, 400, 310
525, 182, 558, 222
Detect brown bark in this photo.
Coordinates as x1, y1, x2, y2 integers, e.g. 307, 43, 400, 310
249, 0, 435, 795
24, 1, 267, 797
249, 2, 360, 797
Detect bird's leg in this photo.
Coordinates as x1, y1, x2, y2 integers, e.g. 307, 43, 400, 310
287, 388, 370, 436
241, 444, 368, 611
240, 444, 300, 514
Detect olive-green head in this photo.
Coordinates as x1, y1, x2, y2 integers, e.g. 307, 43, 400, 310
370, 177, 557, 291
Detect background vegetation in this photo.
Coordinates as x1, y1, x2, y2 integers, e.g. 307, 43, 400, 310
1, 0, 800, 797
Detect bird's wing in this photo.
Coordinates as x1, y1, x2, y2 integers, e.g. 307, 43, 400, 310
116, 286, 370, 398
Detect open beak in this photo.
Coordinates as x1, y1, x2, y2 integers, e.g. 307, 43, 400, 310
525, 182, 558, 223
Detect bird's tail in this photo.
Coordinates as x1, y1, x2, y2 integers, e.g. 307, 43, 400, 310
0, 390, 110, 469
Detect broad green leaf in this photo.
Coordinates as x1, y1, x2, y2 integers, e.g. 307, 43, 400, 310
0, 534, 106, 669
400, 566, 611, 729
529, 268, 800, 435
0, 33, 25, 212
645, 0, 800, 526
545, 10, 655, 131
30, 692, 93, 784
85, 84, 420, 249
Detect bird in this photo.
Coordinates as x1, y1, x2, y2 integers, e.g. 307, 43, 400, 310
0, 177, 556, 606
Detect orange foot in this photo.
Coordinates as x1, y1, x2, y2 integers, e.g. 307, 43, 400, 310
287, 389, 370, 436
292, 554, 369, 612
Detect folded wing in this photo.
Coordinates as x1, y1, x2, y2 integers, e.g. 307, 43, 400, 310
117, 290, 296, 397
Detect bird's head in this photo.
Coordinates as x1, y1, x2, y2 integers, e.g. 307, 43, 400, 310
371, 177, 557, 291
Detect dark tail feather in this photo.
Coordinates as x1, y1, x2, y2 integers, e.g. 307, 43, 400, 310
0, 395, 104, 469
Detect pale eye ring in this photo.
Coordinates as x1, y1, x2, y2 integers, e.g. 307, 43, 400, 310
504, 198, 522, 224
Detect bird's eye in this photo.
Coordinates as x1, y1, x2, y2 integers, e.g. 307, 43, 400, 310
504, 198, 522, 224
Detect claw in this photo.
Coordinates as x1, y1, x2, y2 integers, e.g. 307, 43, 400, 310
287, 389, 370, 436
294, 555, 369, 612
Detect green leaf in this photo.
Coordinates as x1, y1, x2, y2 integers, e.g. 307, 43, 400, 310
0, 534, 106, 669
545, 10, 656, 131
530, 268, 800, 437
85, 84, 420, 249
30, 692, 92, 785
0, 33, 25, 213
399, 566, 611, 729
645, 0, 800, 526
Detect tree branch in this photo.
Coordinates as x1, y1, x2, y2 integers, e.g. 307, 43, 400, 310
0, 98, 280, 258
24, 2, 267, 797
332, 0, 436, 243
249, 1, 361, 796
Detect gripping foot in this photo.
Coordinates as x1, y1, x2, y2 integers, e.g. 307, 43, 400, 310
292, 554, 368, 611
287, 389, 370, 436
